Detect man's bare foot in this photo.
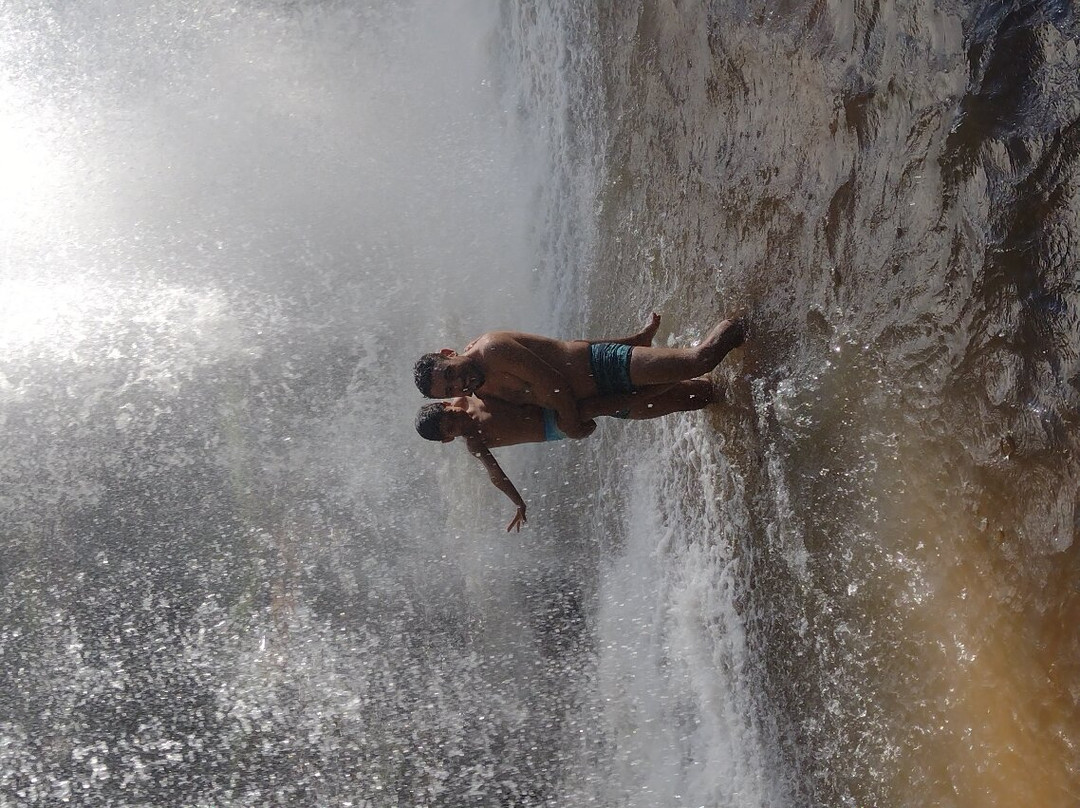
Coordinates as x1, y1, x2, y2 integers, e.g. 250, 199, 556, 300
700, 317, 747, 365
629, 312, 662, 347
704, 317, 747, 348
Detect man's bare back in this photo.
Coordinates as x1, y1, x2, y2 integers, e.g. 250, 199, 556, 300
460, 332, 599, 401
453, 377, 719, 447
454, 394, 548, 448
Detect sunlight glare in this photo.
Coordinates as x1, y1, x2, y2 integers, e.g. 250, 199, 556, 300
0, 80, 65, 232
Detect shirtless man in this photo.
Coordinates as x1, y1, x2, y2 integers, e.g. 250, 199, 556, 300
415, 378, 719, 531
413, 315, 745, 439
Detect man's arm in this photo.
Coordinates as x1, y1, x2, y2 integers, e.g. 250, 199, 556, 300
464, 434, 528, 532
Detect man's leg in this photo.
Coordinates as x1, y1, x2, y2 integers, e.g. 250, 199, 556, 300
572, 313, 661, 350
615, 312, 661, 347
627, 318, 745, 386
622, 378, 716, 419
579, 378, 716, 421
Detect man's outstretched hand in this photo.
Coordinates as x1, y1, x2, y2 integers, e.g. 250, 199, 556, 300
507, 505, 527, 532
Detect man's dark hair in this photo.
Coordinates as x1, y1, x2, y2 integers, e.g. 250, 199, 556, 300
415, 401, 450, 441
413, 353, 445, 397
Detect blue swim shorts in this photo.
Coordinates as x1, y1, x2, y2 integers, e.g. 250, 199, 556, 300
542, 408, 567, 442
589, 342, 635, 396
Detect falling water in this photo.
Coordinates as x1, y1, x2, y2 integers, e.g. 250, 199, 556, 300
1, 1, 603, 804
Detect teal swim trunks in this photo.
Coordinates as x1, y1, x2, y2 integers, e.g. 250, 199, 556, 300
542, 408, 567, 442
588, 342, 634, 418
589, 342, 634, 395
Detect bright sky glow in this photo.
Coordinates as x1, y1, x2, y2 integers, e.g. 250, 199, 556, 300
0, 279, 105, 353
0, 79, 66, 231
